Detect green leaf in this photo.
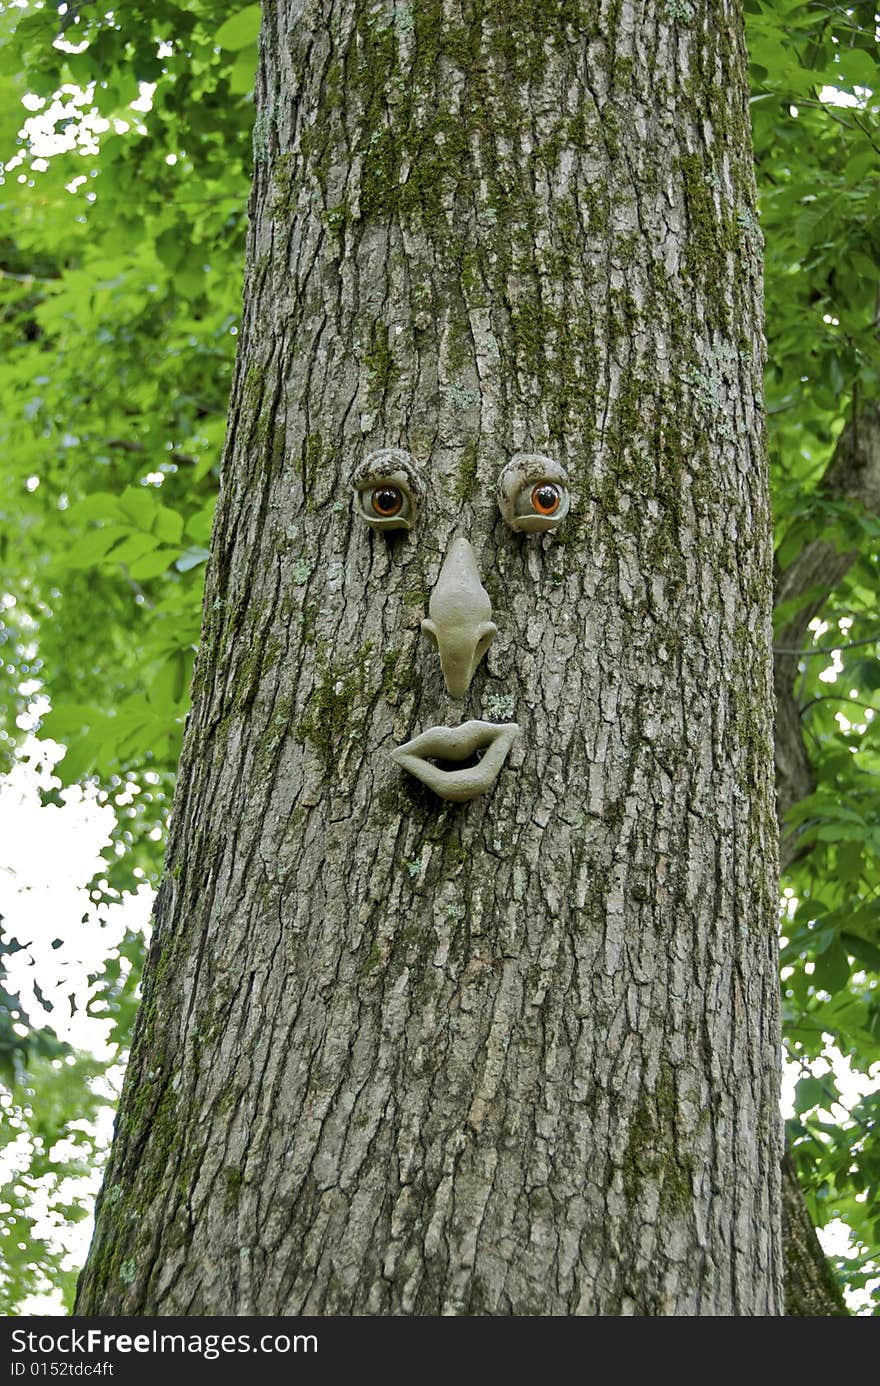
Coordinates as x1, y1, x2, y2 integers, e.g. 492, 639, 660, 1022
811, 940, 851, 995
127, 548, 176, 581
815, 821, 866, 843
835, 841, 864, 882
109, 532, 159, 567
152, 505, 184, 546
794, 1076, 827, 1115
116, 485, 155, 531
842, 933, 880, 972
214, 7, 262, 51
68, 492, 125, 523
63, 525, 132, 569
185, 503, 216, 544
228, 51, 257, 95
835, 47, 878, 93
156, 227, 187, 272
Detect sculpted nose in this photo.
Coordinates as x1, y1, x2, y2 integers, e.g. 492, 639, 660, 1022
421, 537, 497, 699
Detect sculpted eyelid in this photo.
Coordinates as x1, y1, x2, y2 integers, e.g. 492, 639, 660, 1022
496, 453, 571, 532
350, 448, 426, 532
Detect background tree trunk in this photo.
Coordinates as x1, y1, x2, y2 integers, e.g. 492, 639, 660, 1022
772, 407, 880, 1317
781, 1153, 848, 1315
77, 0, 782, 1315
775, 405, 880, 866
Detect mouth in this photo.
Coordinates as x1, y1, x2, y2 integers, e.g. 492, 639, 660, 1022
391, 719, 521, 803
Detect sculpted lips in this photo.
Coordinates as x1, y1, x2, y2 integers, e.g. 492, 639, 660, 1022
391, 720, 520, 803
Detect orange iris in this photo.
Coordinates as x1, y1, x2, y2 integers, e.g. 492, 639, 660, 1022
371, 486, 403, 517
531, 483, 561, 516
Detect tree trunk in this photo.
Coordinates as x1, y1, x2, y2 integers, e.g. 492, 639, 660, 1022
76, 0, 782, 1316
781, 1153, 848, 1315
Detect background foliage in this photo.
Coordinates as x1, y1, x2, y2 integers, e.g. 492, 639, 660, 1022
0, 0, 877, 1311
750, 0, 880, 1306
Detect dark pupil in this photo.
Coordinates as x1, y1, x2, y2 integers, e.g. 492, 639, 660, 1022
372, 486, 403, 516
534, 485, 559, 511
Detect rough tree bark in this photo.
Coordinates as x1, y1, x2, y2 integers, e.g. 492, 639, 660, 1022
781, 1153, 848, 1316
76, 0, 783, 1315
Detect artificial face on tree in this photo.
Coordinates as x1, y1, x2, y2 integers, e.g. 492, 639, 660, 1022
353, 450, 571, 802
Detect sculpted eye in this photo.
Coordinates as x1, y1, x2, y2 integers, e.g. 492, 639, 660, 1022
351, 448, 425, 532
497, 453, 571, 533
371, 486, 404, 518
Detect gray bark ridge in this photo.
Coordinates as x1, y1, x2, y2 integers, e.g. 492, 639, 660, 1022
77, 0, 782, 1316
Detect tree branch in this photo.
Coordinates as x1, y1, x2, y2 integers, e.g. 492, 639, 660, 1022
772, 632, 880, 657
800, 693, 878, 717
105, 438, 199, 468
